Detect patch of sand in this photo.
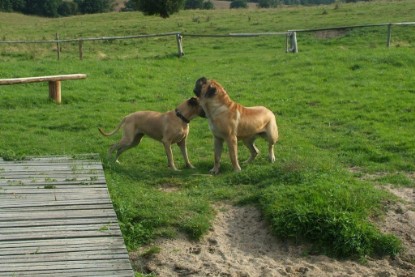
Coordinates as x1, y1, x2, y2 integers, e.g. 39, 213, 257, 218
131, 188, 415, 276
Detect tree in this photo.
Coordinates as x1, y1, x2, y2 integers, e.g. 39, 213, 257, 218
122, 0, 138, 11
185, 0, 204, 9
74, 0, 115, 14
258, 0, 279, 8
58, 1, 78, 16
202, 1, 214, 9
0, 0, 12, 11
133, 0, 185, 18
23, 0, 63, 17
230, 0, 247, 9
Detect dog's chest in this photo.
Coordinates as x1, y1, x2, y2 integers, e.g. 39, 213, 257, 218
170, 126, 188, 143
207, 120, 217, 133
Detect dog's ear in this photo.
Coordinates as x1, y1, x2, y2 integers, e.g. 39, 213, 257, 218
198, 77, 207, 84
206, 84, 217, 98
193, 77, 208, 97
187, 97, 199, 107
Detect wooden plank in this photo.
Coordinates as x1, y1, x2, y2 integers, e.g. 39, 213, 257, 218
0, 259, 133, 271
0, 218, 117, 229
0, 244, 127, 256
0, 156, 134, 276
0, 236, 126, 249
0, 270, 133, 277
0, 222, 120, 234
0, 198, 112, 208
0, 203, 114, 211
0, 74, 87, 85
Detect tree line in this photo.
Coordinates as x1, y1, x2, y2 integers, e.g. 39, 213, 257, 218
0, 0, 115, 17
0, 0, 372, 18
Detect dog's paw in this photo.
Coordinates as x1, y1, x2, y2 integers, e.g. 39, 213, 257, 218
209, 167, 220, 175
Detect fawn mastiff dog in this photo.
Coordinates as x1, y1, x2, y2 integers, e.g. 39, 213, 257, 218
98, 97, 204, 170
193, 77, 278, 174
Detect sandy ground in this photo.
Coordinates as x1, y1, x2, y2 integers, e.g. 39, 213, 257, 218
130, 182, 415, 276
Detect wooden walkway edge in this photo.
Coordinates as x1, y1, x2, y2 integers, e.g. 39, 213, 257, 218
0, 155, 134, 277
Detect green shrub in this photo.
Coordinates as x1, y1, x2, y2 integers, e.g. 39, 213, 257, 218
260, 183, 402, 258
230, 0, 248, 9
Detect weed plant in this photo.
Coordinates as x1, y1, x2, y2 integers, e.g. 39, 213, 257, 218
1, 0, 414, 264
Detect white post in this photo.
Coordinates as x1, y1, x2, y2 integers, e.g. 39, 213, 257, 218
290, 32, 298, 53
386, 24, 392, 48
176, 33, 184, 57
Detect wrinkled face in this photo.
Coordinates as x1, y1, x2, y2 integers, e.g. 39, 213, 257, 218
193, 77, 217, 99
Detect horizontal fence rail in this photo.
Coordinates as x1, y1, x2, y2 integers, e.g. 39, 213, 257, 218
0, 22, 414, 59
289, 21, 415, 33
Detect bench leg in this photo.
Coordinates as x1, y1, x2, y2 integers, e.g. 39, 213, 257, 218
49, 80, 61, 104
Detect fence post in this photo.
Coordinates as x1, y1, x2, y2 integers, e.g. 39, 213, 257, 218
386, 23, 392, 48
56, 33, 60, 60
79, 39, 83, 60
176, 33, 184, 57
286, 31, 298, 53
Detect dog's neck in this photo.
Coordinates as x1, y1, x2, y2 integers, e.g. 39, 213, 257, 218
175, 109, 190, 124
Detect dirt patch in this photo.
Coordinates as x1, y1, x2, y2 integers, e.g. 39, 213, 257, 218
131, 199, 415, 276
380, 186, 415, 264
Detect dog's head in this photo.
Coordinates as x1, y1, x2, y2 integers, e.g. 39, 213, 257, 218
193, 77, 217, 99
176, 97, 205, 122
187, 96, 206, 118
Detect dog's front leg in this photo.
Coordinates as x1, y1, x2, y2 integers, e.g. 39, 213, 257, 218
226, 136, 241, 172
177, 138, 195, 169
210, 136, 223, 174
163, 142, 178, 171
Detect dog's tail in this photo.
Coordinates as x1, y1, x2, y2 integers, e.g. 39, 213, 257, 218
98, 118, 125, 137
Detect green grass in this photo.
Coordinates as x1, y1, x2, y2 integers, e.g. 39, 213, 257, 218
1, 0, 414, 269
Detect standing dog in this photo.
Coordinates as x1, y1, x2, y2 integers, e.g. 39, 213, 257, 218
98, 97, 204, 171
193, 77, 278, 174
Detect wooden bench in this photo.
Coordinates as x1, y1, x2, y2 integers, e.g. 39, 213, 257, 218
0, 74, 87, 104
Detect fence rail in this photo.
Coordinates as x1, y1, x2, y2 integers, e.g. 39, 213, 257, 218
1, 21, 414, 59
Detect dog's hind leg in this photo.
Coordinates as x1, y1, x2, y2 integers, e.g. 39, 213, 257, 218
113, 133, 144, 163
265, 121, 278, 163
242, 137, 259, 163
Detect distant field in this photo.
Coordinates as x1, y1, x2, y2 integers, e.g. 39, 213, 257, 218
112, 0, 258, 11
1, 1, 414, 276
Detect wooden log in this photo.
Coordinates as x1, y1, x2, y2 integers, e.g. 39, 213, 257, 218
0, 74, 87, 85
49, 80, 61, 103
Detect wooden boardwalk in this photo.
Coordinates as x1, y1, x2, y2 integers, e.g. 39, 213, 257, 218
0, 155, 134, 277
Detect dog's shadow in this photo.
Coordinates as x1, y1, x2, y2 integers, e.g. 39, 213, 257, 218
101, 155, 214, 183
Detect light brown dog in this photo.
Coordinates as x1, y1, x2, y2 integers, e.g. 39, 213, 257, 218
98, 97, 204, 170
193, 77, 278, 174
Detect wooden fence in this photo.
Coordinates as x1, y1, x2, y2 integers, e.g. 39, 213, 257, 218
0, 22, 413, 59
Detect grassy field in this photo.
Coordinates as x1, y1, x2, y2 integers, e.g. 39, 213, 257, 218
1, 0, 415, 274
